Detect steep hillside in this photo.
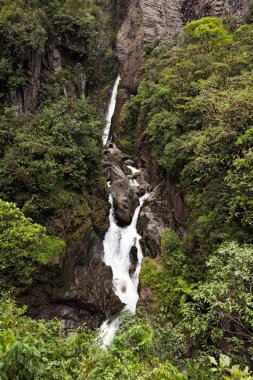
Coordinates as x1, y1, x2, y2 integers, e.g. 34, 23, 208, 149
0, 0, 116, 112
118, 11, 253, 374
0, 0, 253, 379
116, 0, 249, 91
0, 0, 122, 328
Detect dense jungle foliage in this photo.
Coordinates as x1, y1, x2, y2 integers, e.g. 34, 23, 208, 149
0, 0, 116, 100
0, 98, 106, 231
0, 0, 111, 290
0, 0, 253, 377
1, 298, 253, 380
121, 15, 253, 377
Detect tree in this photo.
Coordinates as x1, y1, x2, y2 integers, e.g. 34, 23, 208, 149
183, 17, 232, 53
0, 199, 65, 286
0, 98, 105, 228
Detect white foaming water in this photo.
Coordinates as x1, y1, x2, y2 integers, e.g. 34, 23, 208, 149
130, 179, 139, 187
100, 74, 147, 347
100, 192, 148, 347
102, 75, 121, 146
127, 165, 141, 174
100, 317, 120, 347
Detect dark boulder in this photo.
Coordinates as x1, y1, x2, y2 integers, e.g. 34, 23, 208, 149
129, 244, 138, 277
111, 179, 139, 226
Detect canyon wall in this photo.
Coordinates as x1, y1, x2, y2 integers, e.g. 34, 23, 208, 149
7, 40, 62, 113
9, 0, 251, 328
19, 231, 123, 329
114, 0, 250, 259
116, 0, 250, 91
116, 0, 183, 91
182, 0, 250, 23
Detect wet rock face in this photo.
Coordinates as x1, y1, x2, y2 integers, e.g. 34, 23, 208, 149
129, 244, 138, 277
103, 141, 187, 258
19, 231, 123, 329
111, 179, 140, 226
137, 182, 188, 258
130, 135, 188, 258
103, 142, 149, 226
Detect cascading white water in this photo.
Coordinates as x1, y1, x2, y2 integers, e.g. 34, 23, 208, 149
99, 76, 148, 347
104, 192, 148, 310
100, 192, 148, 346
102, 75, 121, 146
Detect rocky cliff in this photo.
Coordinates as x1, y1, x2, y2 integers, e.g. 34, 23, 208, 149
181, 0, 250, 23
116, 0, 249, 91
6, 35, 60, 112
19, 230, 123, 329
1, 1, 115, 114
112, 0, 250, 259
116, 0, 183, 91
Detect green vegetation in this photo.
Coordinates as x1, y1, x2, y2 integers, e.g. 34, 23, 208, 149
0, 0, 116, 101
140, 229, 190, 316
0, 297, 93, 379
0, 3, 253, 378
141, 231, 253, 368
121, 16, 253, 246
0, 0, 110, 340
0, 200, 65, 287
1, 300, 252, 379
0, 98, 105, 230
121, 16, 253, 375
0, 0, 113, 239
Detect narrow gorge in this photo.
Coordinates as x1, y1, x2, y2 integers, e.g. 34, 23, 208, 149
13, 0, 248, 332
0, 0, 253, 378
100, 75, 150, 345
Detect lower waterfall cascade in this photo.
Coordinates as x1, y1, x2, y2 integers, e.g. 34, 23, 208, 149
100, 189, 148, 346
99, 77, 149, 346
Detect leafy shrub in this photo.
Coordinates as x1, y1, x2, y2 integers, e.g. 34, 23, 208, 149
0, 199, 65, 287
127, 17, 253, 369
0, 297, 92, 379
0, 98, 105, 228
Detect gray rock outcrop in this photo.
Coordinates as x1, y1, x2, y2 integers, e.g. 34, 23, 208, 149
111, 179, 140, 226
129, 244, 138, 277
137, 182, 188, 258
19, 231, 123, 329
7, 40, 62, 113
116, 0, 184, 91
103, 142, 149, 226
116, 0, 249, 91
181, 0, 250, 23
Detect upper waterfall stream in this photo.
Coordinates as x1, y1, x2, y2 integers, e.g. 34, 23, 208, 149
100, 76, 148, 346
102, 75, 121, 146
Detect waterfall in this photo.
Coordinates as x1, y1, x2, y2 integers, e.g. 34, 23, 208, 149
100, 76, 148, 346
100, 192, 148, 347
104, 193, 148, 311
102, 75, 121, 146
